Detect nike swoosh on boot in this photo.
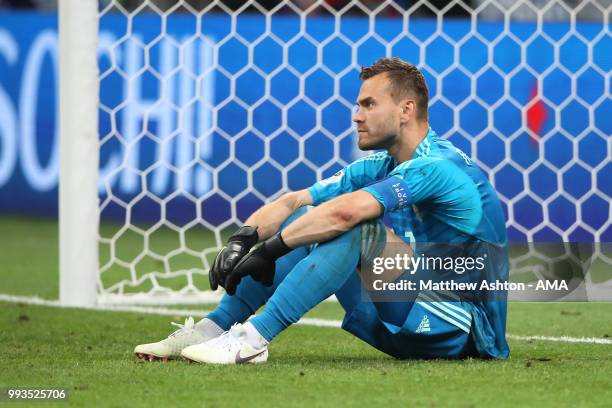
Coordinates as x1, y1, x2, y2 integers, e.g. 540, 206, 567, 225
235, 349, 266, 364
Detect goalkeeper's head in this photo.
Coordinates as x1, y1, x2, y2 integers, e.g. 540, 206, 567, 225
354, 57, 429, 151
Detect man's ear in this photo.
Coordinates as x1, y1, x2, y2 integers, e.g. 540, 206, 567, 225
400, 99, 415, 123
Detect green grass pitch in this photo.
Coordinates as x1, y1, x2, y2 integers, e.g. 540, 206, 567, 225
1, 216, 612, 407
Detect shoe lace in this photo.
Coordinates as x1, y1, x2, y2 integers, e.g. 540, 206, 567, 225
168, 316, 195, 338
214, 323, 245, 351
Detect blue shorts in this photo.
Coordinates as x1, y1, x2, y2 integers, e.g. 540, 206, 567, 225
340, 297, 477, 359
334, 219, 478, 359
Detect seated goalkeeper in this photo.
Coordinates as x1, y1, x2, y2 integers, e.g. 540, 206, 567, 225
135, 57, 510, 364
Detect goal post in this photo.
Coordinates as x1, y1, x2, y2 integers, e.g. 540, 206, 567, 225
58, 0, 611, 306
58, 0, 100, 307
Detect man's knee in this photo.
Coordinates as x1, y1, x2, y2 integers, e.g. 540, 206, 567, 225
358, 220, 413, 291
360, 219, 387, 265
309, 218, 384, 258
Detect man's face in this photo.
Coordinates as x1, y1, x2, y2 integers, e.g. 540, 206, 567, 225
353, 74, 403, 151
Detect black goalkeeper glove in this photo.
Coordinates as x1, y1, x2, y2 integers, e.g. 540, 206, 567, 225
209, 226, 259, 291
224, 232, 293, 295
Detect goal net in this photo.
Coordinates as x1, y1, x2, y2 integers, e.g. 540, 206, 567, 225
62, 0, 611, 305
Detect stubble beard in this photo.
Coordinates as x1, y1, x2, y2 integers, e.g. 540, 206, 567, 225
358, 130, 396, 151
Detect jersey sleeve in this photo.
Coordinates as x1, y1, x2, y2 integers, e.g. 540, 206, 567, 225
308, 152, 393, 205
361, 157, 469, 212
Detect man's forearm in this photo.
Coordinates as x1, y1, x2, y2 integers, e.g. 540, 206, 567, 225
222, 190, 382, 293
244, 190, 313, 241
280, 191, 382, 248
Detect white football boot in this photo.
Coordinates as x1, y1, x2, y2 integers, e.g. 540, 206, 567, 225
181, 323, 268, 365
134, 316, 209, 361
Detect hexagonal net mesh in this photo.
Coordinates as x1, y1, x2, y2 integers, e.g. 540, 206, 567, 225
96, 0, 611, 304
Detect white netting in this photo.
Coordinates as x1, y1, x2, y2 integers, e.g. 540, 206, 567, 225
96, 0, 611, 304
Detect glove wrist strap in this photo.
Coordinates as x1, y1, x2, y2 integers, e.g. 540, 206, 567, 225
228, 226, 259, 248
264, 232, 293, 260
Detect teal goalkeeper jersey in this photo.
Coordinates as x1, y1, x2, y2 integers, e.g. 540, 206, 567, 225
308, 128, 510, 359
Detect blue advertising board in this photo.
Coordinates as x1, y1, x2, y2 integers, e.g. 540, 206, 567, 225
0, 11, 609, 241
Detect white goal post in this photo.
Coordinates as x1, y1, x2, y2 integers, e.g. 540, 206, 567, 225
59, 0, 611, 307
59, 0, 99, 306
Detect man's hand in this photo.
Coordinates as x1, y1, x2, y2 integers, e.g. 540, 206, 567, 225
224, 232, 293, 295
209, 226, 259, 291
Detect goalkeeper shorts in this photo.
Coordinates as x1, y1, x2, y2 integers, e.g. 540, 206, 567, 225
340, 297, 477, 359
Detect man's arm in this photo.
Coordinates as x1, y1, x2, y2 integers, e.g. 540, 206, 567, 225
222, 190, 383, 294
244, 190, 313, 241
280, 190, 383, 248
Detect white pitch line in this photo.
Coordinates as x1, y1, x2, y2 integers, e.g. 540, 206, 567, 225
507, 334, 612, 345
1, 294, 610, 345
0, 294, 212, 317
0, 294, 343, 327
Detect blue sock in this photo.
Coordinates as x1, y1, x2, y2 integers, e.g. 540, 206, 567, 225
250, 226, 362, 341
206, 207, 311, 330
